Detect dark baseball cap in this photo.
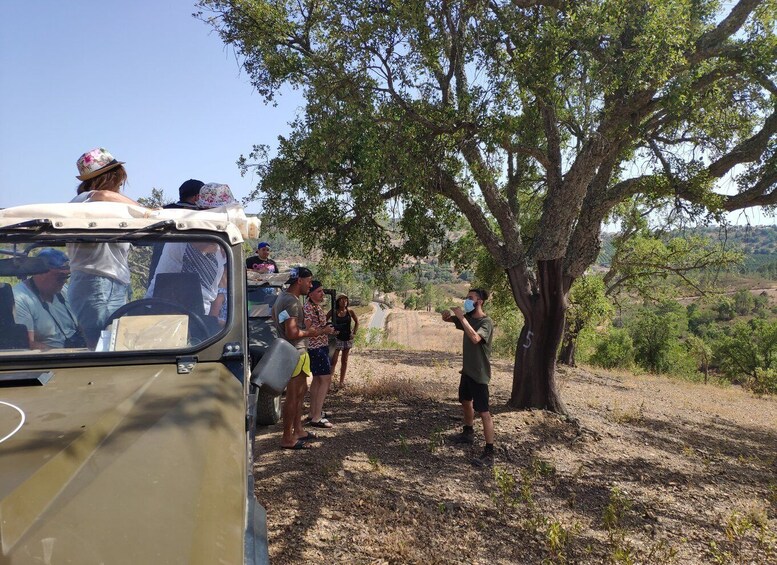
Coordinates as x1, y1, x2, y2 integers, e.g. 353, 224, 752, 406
178, 179, 205, 200
286, 266, 313, 284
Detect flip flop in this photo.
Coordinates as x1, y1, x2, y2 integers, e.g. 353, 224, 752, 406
310, 418, 333, 428
281, 439, 314, 450
298, 432, 318, 442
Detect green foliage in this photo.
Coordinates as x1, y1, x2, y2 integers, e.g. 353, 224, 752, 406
687, 303, 716, 337
628, 303, 686, 373
136, 187, 172, 208
312, 256, 373, 305
603, 203, 743, 302
567, 276, 614, 334
590, 328, 634, 370
733, 289, 756, 316
714, 319, 777, 392
685, 334, 713, 381
714, 297, 737, 321
198, 0, 777, 405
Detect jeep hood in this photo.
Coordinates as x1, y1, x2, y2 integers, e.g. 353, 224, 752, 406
0, 364, 247, 564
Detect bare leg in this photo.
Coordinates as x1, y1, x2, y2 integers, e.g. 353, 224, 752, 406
461, 399, 475, 427
308, 376, 320, 419
480, 411, 495, 444
294, 377, 308, 439
339, 348, 350, 386
309, 374, 332, 422
280, 374, 305, 447
330, 349, 340, 383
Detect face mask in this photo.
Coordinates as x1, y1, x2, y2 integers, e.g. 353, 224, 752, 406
463, 298, 476, 313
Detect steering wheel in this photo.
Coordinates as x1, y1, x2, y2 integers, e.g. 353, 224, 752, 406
104, 298, 211, 345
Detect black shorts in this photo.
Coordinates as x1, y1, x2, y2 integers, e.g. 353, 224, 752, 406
308, 346, 332, 377
458, 373, 490, 413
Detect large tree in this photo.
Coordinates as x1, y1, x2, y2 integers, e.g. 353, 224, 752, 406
199, 0, 776, 414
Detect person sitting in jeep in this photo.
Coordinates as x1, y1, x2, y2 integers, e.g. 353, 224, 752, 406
12, 248, 85, 350
13, 247, 86, 350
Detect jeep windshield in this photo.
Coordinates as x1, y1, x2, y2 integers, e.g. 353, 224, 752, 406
0, 233, 233, 355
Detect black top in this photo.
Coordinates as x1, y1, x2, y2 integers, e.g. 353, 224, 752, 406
334, 310, 352, 341
245, 257, 278, 272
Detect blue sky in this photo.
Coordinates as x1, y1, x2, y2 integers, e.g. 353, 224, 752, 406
0, 1, 302, 214
0, 2, 772, 227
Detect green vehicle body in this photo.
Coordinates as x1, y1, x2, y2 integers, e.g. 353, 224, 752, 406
0, 203, 276, 564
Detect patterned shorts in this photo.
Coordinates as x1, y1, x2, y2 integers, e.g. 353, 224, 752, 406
308, 346, 332, 377
335, 338, 353, 351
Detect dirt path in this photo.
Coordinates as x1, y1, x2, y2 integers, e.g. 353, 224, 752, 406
253, 312, 777, 564
384, 308, 460, 353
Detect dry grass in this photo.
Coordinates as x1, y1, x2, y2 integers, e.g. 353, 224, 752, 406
253, 309, 777, 565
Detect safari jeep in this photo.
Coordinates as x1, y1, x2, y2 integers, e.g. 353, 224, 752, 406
0, 202, 285, 564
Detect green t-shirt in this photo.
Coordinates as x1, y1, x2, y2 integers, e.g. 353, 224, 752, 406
272, 291, 307, 352
454, 314, 494, 384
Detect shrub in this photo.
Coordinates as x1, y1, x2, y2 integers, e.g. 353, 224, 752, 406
714, 297, 736, 321
733, 289, 755, 316
629, 308, 677, 373
590, 328, 634, 369
749, 368, 777, 395
714, 319, 777, 392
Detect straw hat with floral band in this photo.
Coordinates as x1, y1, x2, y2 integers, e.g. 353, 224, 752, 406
75, 148, 126, 181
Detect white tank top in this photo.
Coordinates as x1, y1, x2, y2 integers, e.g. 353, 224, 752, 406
67, 191, 131, 284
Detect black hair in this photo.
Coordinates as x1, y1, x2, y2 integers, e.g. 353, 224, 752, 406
469, 288, 489, 302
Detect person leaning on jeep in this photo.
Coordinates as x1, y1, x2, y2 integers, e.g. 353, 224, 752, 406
272, 267, 336, 450
246, 242, 278, 272
13, 248, 86, 350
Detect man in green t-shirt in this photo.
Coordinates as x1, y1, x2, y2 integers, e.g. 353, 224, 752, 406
442, 288, 495, 467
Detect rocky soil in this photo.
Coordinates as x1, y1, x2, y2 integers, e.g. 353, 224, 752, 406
253, 310, 777, 564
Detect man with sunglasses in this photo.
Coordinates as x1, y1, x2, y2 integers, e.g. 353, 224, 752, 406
13, 248, 85, 350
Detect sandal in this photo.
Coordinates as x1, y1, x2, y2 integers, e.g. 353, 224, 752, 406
310, 418, 333, 429
281, 439, 314, 450
298, 432, 318, 442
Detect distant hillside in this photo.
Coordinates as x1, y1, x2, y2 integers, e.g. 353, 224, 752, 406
598, 225, 777, 277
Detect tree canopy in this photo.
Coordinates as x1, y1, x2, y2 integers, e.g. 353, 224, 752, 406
199, 0, 776, 411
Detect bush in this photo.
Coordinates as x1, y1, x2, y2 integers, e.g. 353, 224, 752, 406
629, 308, 677, 373
590, 329, 634, 369
714, 297, 736, 321
687, 304, 716, 337
749, 368, 777, 395
714, 319, 777, 392
733, 289, 755, 316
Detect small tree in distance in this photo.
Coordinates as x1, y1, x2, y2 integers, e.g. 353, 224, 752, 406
199, 0, 776, 415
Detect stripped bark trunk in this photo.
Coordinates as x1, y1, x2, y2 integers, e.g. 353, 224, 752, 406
507, 259, 569, 415
558, 318, 584, 367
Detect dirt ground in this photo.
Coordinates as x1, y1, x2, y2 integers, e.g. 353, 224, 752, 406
253, 309, 777, 564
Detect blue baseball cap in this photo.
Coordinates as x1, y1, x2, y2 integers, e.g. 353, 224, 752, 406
36, 248, 70, 270
257, 242, 270, 250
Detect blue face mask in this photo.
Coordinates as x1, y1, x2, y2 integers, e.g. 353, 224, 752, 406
463, 298, 476, 313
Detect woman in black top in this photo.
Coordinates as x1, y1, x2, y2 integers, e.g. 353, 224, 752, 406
327, 294, 359, 388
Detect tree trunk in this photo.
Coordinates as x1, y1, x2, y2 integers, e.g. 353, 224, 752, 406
558, 325, 577, 367
507, 259, 569, 415
558, 318, 583, 367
